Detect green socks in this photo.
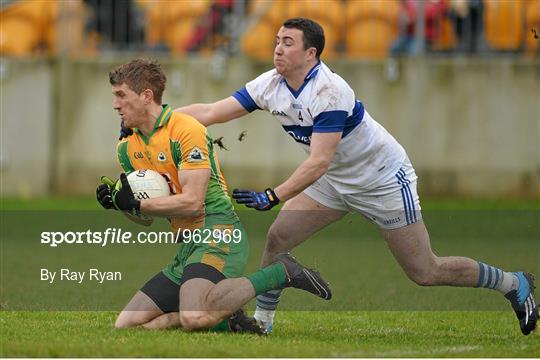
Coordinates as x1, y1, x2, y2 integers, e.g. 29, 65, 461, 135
209, 263, 287, 332
246, 262, 288, 296
210, 319, 230, 332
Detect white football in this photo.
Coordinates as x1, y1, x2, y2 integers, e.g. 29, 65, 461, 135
127, 169, 171, 200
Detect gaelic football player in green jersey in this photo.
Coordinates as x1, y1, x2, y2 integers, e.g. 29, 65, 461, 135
97, 58, 332, 334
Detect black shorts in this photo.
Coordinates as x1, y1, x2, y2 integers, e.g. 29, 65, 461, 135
140, 263, 226, 312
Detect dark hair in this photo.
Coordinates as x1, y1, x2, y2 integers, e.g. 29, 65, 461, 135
109, 58, 167, 104
283, 18, 325, 59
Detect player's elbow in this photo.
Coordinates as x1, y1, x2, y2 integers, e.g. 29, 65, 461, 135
183, 197, 205, 218
310, 157, 332, 178
191, 198, 205, 215
166, 193, 204, 217
318, 161, 331, 176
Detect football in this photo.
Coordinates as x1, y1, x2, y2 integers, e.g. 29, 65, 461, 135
127, 169, 171, 200
123, 169, 171, 225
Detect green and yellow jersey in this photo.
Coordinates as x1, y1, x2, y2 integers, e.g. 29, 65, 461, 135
116, 104, 238, 231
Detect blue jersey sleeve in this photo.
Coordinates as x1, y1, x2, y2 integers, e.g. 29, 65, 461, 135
312, 110, 348, 133
232, 87, 261, 113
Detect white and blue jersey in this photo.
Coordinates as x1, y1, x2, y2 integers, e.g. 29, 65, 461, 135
233, 61, 407, 193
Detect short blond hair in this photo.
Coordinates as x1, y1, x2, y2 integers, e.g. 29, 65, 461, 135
109, 58, 166, 104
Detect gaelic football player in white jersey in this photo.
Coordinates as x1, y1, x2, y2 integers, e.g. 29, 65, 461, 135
122, 18, 537, 336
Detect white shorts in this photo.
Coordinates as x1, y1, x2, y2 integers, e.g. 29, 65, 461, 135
303, 158, 422, 230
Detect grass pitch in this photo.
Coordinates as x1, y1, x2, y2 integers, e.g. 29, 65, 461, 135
1, 311, 538, 357
1, 198, 539, 357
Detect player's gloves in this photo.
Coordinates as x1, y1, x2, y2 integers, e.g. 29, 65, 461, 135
99, 174, 141, 215
96, 176, 115, 209
232, 188, 279, 211
119, 120, 133, 140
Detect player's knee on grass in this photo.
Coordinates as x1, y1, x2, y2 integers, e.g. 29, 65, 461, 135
114, 288, 168, 329
178, 265, 232, 330
114, 316, 129, 329
115, 311, 149, 329
179, 310, 219, 331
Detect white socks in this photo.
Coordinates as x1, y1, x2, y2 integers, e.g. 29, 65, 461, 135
254, 307, 275, 326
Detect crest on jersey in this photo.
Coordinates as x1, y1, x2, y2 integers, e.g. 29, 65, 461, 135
187, 147, 205, 162
157, 151, 167, 162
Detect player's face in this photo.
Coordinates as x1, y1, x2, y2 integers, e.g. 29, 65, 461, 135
274, 27, 315, 77
111, 83, 146, 128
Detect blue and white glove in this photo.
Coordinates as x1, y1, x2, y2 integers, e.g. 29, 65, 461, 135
232, 188, 280, 211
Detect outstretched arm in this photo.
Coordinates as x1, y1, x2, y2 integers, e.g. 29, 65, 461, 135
174, 96, 248, 127
273, 132, 341, 202
232, 132, 341, 211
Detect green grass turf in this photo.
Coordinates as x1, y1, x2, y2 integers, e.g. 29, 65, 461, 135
1, 311, 539, 357
1, 198, 539, 357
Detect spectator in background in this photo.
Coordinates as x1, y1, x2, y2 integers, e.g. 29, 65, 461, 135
449, 0, 483, 53
83, 0, 145, 50
390, 0, 448, 55
184, 0, 235, 53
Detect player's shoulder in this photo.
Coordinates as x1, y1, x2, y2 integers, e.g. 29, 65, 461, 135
248, 67, 282, 89
315, 62, 354, 94
307, 62, 355, 112
168, 111, 206, 135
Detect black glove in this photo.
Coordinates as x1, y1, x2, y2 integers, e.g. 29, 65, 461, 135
96, 178, 114, 209
98, 174, 141, 215
119, 120, 133, 140
232, 188, 280, 211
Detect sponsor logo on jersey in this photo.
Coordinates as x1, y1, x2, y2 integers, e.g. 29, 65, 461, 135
287, 131, 311, 145
292, 103, 303, 110
157, 151, 167, 162
271, 110, 287, 117
187, 147, 205, 162
134, 151, 144, 159
282, 125, 313, 145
